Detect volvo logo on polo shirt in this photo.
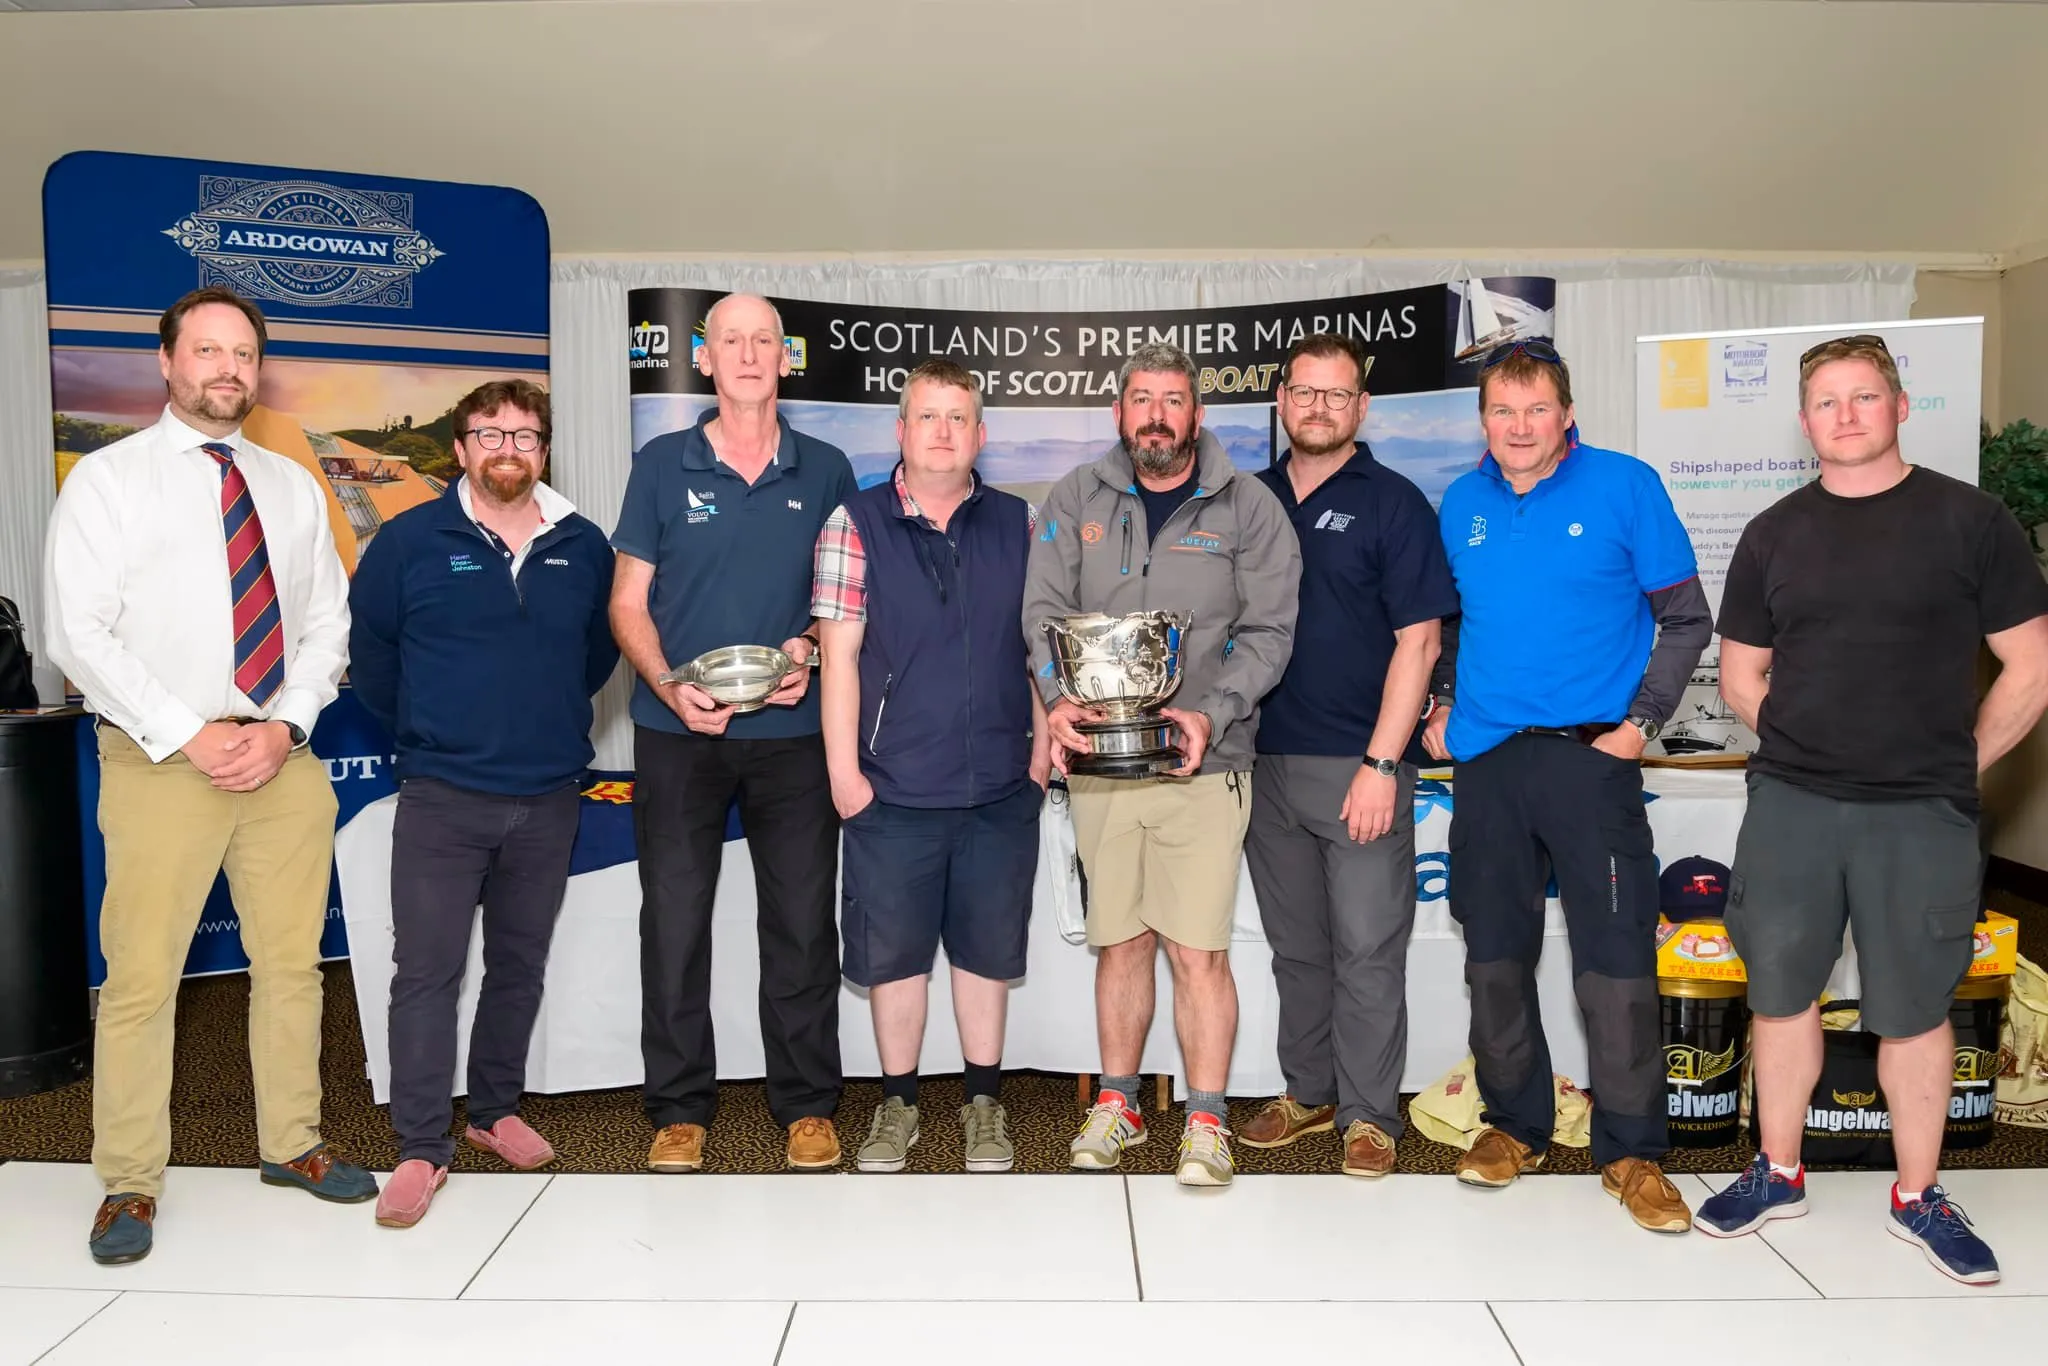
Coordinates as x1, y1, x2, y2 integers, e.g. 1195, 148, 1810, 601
1312, 509, 1354, 533
1467, 515, 1488, 547
161, 177, 444, 310
686, 488, 718, 524
629, 321, 670, 368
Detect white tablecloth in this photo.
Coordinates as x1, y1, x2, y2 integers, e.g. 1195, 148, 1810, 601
336, 770, 1759, 1105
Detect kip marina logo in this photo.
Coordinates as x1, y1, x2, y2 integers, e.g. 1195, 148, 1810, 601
161, 176, 445, 310
630, 321, 670, 369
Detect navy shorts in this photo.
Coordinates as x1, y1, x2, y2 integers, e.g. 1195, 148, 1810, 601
1725, 773, 1982, 1038
839, 781, 1042, 989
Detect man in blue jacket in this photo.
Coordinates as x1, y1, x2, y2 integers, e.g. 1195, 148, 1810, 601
347, 379, 618, 1228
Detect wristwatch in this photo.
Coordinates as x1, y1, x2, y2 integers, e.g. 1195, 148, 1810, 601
1624, 715, 1661, 743
1363, 754, 1401, 778
281, 721, 307, 746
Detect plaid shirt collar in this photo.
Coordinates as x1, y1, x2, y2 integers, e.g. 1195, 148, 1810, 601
891, 461, 983, 525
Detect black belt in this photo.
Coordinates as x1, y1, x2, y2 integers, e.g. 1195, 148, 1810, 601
1520, 723, 1622, 746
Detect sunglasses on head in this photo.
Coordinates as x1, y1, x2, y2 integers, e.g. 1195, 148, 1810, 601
1480, 338, 1563, 369
1799, 333, 1891, 367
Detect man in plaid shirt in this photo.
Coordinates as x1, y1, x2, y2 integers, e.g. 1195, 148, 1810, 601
812, 358, 1050, 1174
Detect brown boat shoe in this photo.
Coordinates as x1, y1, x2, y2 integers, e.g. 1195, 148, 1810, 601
1341, 1120, 1398, 1178
647, 1122, 706, 1173
1603, 1157, 1692, 1233
786, 1116, 842, 1170
1238, 1096, 1337, 1150
1456, 1126, 1545, 1187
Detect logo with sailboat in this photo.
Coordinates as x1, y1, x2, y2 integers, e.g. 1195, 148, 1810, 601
1450, 278, 1557, 365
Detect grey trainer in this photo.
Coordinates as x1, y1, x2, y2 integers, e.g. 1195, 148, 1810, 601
1176, 1117, 1235, 1188
961, 1096, 1014, 1173
1070, 1094, 1148, 1170
856, 1097, 919, 1173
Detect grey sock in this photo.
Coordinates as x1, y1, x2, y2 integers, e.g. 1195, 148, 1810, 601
1100, 1073, 1142, 1112
1187, 1089, 1228, 1126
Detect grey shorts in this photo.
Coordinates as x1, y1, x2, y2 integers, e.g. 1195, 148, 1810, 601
1724, 772, 1982, 1038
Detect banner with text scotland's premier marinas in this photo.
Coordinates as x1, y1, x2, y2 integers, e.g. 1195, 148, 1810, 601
43, 150, 550, 980
626, 278, 1555, 505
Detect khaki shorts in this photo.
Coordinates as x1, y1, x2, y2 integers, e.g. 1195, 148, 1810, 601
1068, 770, 1251, 951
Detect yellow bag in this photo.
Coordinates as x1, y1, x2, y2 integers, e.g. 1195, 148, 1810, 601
1997, 954, 2048, 1129
1409, 1055, 1592, 1150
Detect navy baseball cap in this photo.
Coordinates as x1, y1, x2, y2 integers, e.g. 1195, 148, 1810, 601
1660, 856, 1731, 921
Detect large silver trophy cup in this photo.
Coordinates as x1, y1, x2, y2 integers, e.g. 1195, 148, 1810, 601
1039, 610, 1194, 779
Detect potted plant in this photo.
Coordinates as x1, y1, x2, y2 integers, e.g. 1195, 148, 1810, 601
1981, 419, 2048, 557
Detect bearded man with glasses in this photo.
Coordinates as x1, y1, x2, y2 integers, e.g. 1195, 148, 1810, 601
1425, 339, 1710, 1232
1237, 333, 1459, 1177
348, 378, 620, 1228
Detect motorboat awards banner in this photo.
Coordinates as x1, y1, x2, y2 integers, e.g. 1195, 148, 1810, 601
43, 150, 550, 980
1634, 317, 1984, 757
626, 277, 1557, 509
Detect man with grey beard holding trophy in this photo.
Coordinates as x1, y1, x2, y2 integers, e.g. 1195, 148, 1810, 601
1024, 341, 1300, 1188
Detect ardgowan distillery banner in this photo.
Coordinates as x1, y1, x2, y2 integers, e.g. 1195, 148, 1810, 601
43, 150, 550, 979
626, 277, 1557, 508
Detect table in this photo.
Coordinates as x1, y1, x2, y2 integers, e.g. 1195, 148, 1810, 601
336, 770, 1778, 1106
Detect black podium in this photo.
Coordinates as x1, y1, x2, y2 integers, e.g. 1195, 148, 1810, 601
0, 710, 90, 1097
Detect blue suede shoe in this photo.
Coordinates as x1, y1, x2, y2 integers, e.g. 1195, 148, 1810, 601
89, 1194, 155, 1265
259, 1145, 379, 1204
1888, 1185, 2000, 1286
1695, 1154, 1808, 1237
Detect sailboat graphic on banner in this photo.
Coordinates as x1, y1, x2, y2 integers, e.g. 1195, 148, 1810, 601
1452, 278, 1554, 361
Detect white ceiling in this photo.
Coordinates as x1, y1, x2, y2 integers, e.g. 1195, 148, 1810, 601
0, 0, 2043, 260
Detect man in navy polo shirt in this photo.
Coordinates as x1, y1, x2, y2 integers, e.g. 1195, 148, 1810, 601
812, 359, 1050, 1175
1240, 333, 1458, 1177
610, 293, 858, 1173
348, 379, 618, 1228
1426, 340, 1709, 1232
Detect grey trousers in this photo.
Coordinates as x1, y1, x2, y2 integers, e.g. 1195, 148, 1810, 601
1243, 754, 1417, 1135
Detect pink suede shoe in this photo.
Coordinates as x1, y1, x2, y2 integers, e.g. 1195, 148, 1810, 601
374, 1159, 447, 1229
465, 1116, 556, 1170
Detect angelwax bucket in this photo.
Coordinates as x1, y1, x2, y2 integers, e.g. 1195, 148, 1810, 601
1662, 977, 1748, 1147
1945, 975, 2009, 1151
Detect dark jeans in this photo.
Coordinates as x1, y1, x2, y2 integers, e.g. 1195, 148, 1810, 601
635, 727, 842, 1130
387, 776, 580, 1167
1449, 732, 1667, 1167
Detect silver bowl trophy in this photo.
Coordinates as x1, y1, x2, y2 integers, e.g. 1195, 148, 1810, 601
1039, 610, 1194, 779
659, 643, 815, 714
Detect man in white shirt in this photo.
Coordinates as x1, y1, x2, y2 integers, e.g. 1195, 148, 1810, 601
43, 286, 374, 1267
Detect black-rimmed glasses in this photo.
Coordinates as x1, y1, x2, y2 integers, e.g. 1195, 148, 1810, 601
1282, 385, 1361, 411
464, 427, 544, 452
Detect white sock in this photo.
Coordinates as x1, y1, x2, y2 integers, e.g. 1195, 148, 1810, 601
1895, 1186, 1924, 1205
1769, 1159, 1802, 1179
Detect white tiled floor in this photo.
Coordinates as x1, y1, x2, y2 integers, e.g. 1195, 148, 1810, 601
3, 1161, 2045, 1364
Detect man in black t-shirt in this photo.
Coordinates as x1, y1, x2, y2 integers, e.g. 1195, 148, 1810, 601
1694, 333, 2048, 1288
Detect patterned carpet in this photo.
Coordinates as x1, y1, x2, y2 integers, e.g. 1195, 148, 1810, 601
4, 891, 2045, 1177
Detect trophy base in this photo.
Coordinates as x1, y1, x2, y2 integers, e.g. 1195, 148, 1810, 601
1068, 717, 1182, 780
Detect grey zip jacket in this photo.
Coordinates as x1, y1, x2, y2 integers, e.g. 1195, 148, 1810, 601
1022, 430, 1301, 775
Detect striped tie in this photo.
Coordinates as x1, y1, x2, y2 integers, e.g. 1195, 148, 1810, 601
203, 441, 286, 706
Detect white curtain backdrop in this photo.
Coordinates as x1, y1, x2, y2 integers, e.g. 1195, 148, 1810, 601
0, 269, 58, 701
0, 255, 1915, 761
549, 256, 1915, 767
